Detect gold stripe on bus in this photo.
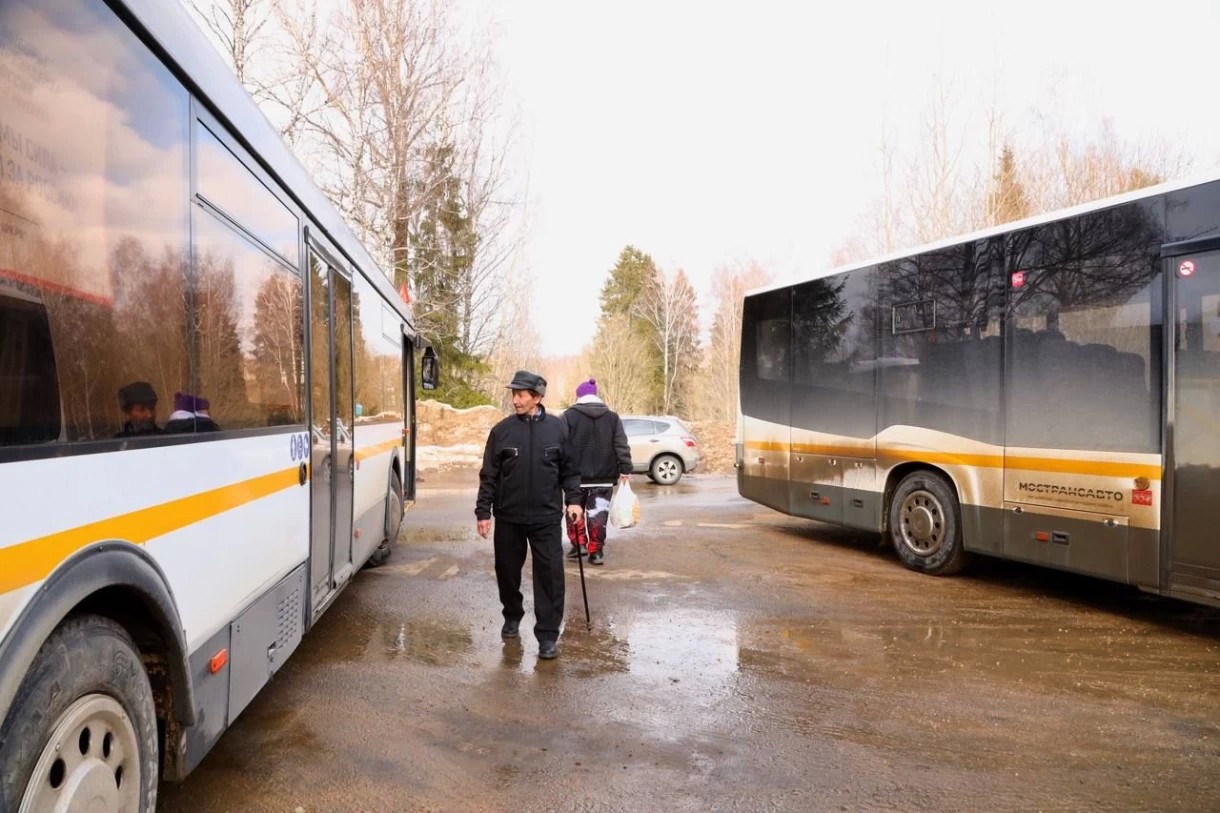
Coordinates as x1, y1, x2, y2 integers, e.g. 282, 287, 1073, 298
1003, 455, 1161, 481
0, 467, 303, 595
879, 449, 1005, 469
792, 442, 876, 458
354, 438, 402, 463
747, 441, 1161, 481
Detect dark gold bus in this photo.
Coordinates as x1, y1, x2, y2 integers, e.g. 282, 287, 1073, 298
738, 175, 1220, 607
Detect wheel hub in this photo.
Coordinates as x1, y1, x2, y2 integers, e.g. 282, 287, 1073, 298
908, 506, 935, 540
899, 490, 943, 556
20, 694, 140, 813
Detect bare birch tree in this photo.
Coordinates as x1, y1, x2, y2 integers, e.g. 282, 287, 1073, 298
632, 269, 701, 416
186, 0, 275, 88
588, 315, 653, 414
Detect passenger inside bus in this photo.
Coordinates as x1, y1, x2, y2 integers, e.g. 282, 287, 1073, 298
165, 392, 221, 433
114, 381, 165, 437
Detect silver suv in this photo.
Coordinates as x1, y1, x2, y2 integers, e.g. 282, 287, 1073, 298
621, 416, 699, 485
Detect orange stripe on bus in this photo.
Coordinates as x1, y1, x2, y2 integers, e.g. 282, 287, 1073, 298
354, 438, 402, 463
744, 441, 1161, 481
0, 467, 303, 595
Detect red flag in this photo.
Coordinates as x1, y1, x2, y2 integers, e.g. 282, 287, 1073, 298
399, 283, 410, 304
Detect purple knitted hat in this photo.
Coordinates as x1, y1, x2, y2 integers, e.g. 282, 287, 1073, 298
575, 378, 598, 398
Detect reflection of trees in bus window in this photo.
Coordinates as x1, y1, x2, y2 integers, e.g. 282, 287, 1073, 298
193, 209, 303, 429
875, 240, 1003, 445
353, 275, 406, 426
791, 275, 850, 385
0, 0, 190, 445
1005, 202, 1164, 453
755, 320, 789, 382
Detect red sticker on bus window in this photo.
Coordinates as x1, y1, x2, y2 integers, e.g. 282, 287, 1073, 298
1132, 489, 1153, 506
1179, 260, 1196, 278
1011, 271, 1025, 289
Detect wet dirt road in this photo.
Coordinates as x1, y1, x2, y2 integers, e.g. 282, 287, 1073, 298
160, 475, 1220, 812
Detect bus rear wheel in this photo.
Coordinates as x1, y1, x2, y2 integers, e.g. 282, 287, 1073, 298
0, 615, 159, 813
888, 470, 970, 575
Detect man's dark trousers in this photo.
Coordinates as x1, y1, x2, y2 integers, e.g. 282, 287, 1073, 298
494, 520, 565, 643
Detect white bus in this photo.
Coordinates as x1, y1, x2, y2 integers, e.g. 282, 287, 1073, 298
0, 1, 439, 809
738, 173, 1220, 608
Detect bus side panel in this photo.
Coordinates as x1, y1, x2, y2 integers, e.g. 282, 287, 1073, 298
876, 427, 1007, 555
739, 415, 790, 514
352, 423, 404, 563
140, 436, 311, 653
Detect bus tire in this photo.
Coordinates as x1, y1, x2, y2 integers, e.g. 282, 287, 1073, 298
888, 470, 970, 575
0, 615, 159, 813
368, 470, 403, 568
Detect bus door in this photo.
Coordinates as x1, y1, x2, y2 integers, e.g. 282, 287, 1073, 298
308, 243, 357, 614
1167, 246, 1220, 601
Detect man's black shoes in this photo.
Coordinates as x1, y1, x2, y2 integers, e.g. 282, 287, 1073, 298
538, 640, 559, 659
589, 551, 604, 566
501, 619, 520, 639
566, 545, 585, 559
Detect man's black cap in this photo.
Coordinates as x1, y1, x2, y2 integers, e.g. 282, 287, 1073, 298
506, 370, 546, 396
118, 381, 158, 409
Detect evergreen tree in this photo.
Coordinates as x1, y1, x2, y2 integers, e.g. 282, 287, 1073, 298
986, 145, 1030, 226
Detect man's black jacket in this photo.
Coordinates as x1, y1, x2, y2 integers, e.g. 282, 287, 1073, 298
562, 400, 632, 486
475, 406, 580, 524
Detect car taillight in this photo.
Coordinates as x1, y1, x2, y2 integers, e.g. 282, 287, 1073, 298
682, 437, 696, 447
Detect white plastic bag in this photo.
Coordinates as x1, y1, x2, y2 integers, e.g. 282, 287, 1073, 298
609, 480, 640, 529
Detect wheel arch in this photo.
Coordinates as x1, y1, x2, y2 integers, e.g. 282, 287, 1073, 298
649, 450, 685, 471
0, 542, 196, 778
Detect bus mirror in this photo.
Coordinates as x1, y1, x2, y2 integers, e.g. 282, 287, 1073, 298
421, 347, 439, 391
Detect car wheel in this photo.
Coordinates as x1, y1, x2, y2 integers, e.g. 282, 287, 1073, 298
0, 615, 159, 813
649, 454, 683, 485
888, 470, 970, 575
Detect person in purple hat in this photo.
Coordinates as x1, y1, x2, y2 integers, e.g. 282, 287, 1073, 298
165, 392, 221, 434
561, 377, 632, 566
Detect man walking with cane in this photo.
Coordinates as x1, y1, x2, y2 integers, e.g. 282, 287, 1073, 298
562, 378, 633, 566
476, 371, 582, 660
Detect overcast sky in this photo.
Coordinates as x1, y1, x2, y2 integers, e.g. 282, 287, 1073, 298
479, 0, 1220, 355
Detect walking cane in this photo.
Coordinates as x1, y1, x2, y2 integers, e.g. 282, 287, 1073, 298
575, 513, 592, 630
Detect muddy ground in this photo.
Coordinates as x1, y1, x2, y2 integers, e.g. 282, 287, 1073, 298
160, 475, 1220, 813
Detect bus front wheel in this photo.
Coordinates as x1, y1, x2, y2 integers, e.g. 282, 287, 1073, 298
0, 615, 159, 813
888, 471, 970, 575
367, 469, 403, 568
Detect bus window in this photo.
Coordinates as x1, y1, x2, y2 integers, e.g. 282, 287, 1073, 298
192, 208, 305, 429
0, 291, 61, 445
0, 0, 191, 445
1006, 203, 1163, 453
877, 240, 1003, 446
196, 123, 300, 265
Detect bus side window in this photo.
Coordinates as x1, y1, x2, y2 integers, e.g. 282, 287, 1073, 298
0, 291, 61, 445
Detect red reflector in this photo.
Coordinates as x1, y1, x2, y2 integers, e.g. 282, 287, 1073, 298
1035, 531, 1050, 543
819, 496, 831, 506
354, 528, 361, 539
209, 649, 229, 674
682, 437, 696, 447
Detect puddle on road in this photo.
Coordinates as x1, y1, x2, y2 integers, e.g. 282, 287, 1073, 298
627, 609, 739, 686
308, 606, 474, 668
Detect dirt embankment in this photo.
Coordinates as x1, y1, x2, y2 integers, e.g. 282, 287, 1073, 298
414, 400, 735, 477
